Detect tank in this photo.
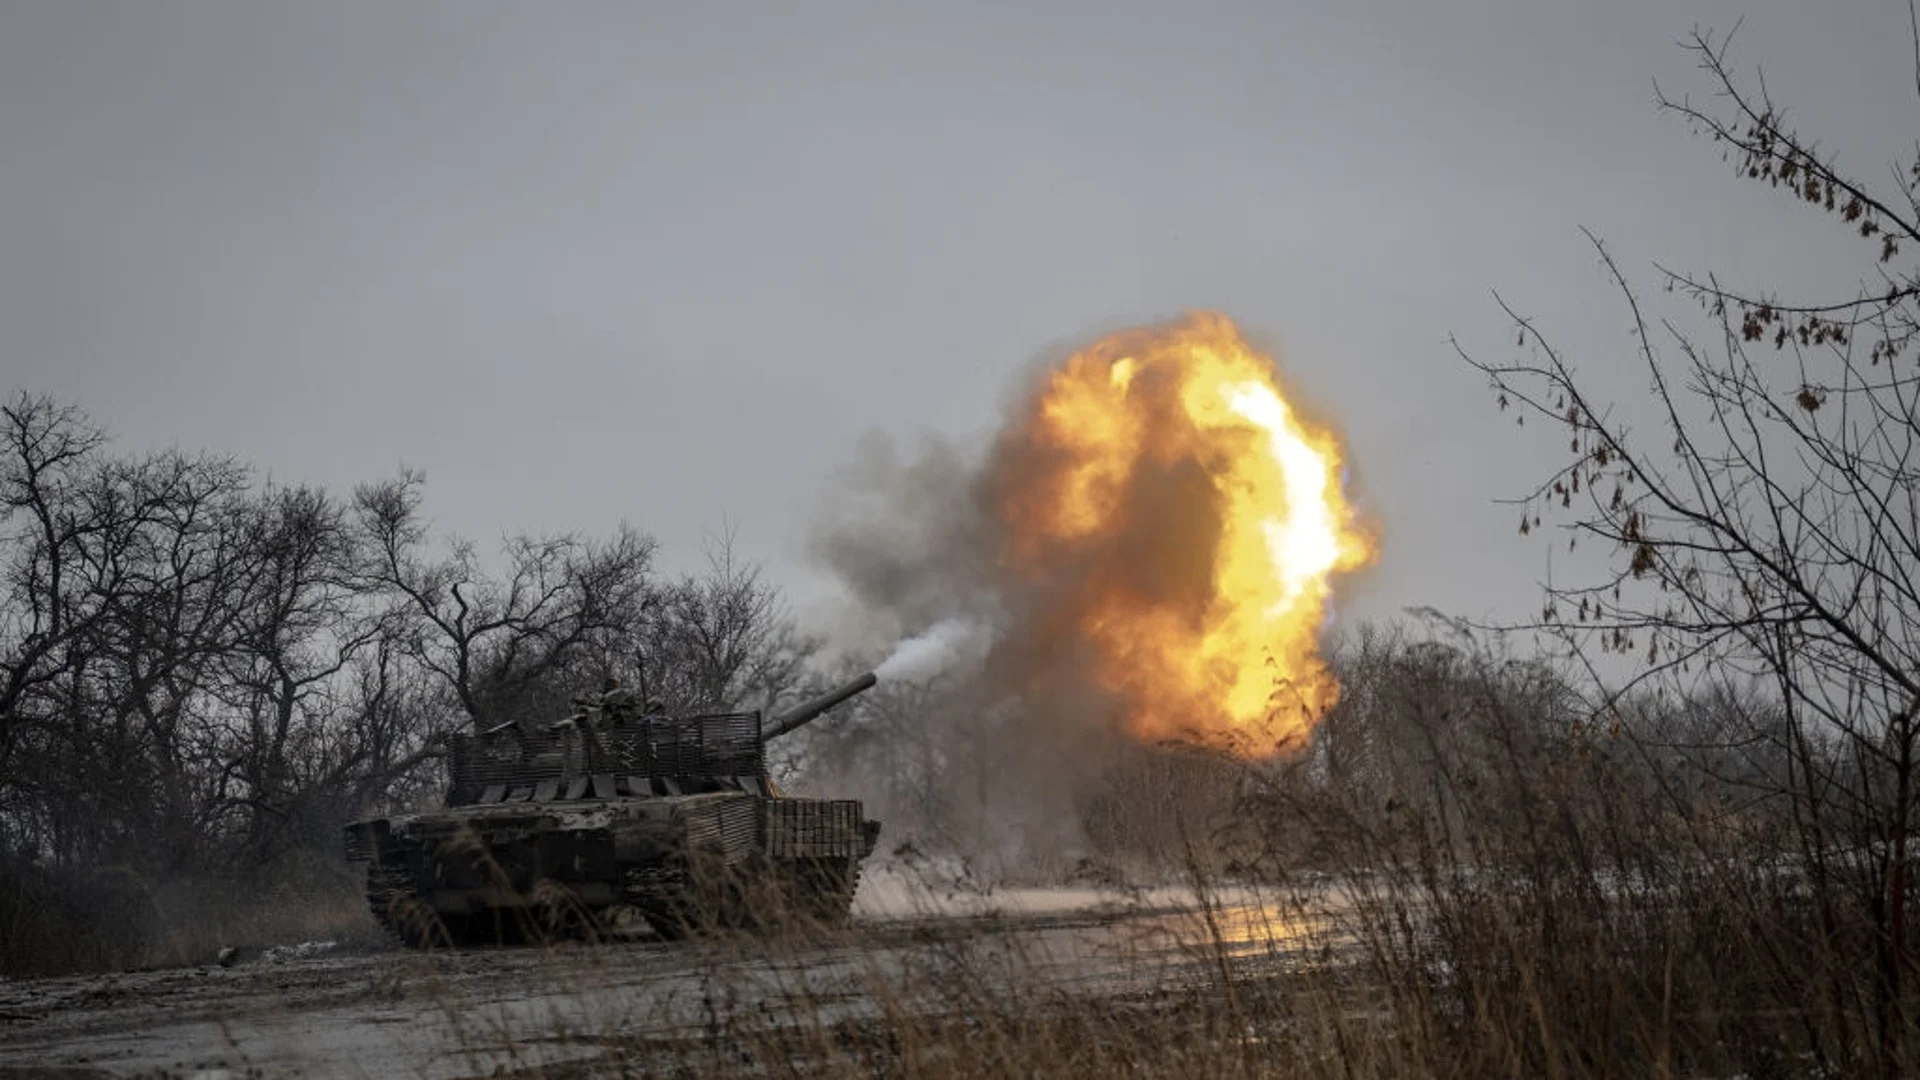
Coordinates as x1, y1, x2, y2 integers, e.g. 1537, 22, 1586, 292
342, 673, 881, 946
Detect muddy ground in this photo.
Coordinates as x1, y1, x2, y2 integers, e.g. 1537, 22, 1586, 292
0, 877, 1344, 1079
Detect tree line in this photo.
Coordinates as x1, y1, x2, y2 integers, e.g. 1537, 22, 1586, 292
0, 394, 813, 886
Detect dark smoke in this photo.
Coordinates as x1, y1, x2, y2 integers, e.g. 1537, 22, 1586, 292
808, 429, 998, 651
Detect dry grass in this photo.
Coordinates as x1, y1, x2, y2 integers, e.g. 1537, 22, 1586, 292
8, 644, 1911, 1079
348, 830, 1895, 1080
0, 849, 372, 975
390, 688, 1912, 1079
6, 775, 1898, 1078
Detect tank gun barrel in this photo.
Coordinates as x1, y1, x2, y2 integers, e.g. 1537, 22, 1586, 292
762, 672, 878, 741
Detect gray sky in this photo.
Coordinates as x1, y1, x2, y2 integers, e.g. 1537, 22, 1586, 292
1, 1, 1910, 633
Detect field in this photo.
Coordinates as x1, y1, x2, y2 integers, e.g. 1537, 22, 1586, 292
0, 873, 1352, 1079
2, 819, 1906, 1080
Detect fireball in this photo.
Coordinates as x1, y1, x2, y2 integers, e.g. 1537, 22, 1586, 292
991, 313, 1374, 755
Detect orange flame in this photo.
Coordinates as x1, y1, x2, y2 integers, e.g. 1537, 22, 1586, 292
992, 313, 1374, 756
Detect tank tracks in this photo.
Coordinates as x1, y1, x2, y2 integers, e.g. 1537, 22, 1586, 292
364, 862, 535, 947
366, 856, 862, 947
365, 861, 444, 948
620, 857, 860, 939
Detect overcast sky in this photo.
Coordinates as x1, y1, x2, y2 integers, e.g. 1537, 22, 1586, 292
1, 1, 1910, 635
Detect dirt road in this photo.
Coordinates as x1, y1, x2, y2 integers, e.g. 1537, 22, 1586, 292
0, 880, 1340, 1079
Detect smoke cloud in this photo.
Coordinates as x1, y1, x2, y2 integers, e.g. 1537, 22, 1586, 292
804, 425, 1129, 881
874, 617, 989, 683
802, 316, 1350, 884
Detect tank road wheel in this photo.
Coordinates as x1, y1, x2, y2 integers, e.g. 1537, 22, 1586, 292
366, 861, 453, 949
635, 900, 697, 941
623, 864, 719, 940
456, 907, 532, 947
526, 878, 606, 944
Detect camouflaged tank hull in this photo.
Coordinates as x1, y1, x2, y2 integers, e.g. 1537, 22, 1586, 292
346, 785, 879, 945
344, 678, 883, 947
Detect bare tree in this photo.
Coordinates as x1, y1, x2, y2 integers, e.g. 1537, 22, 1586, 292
0, 399, 274, 869
1460, 24, 1920, 1071
0, 396, 823, 972
637, 529, 817, 715
352, 469, 657, 729
0, 395, 110, 785
202, 485, 392, 861
0, 414, 471, 872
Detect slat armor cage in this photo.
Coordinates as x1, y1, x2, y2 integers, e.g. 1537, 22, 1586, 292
763, 798, 868, 858
446, 710, 765, 807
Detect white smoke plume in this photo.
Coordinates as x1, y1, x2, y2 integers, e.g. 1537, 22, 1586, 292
875, 617, 989, 683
